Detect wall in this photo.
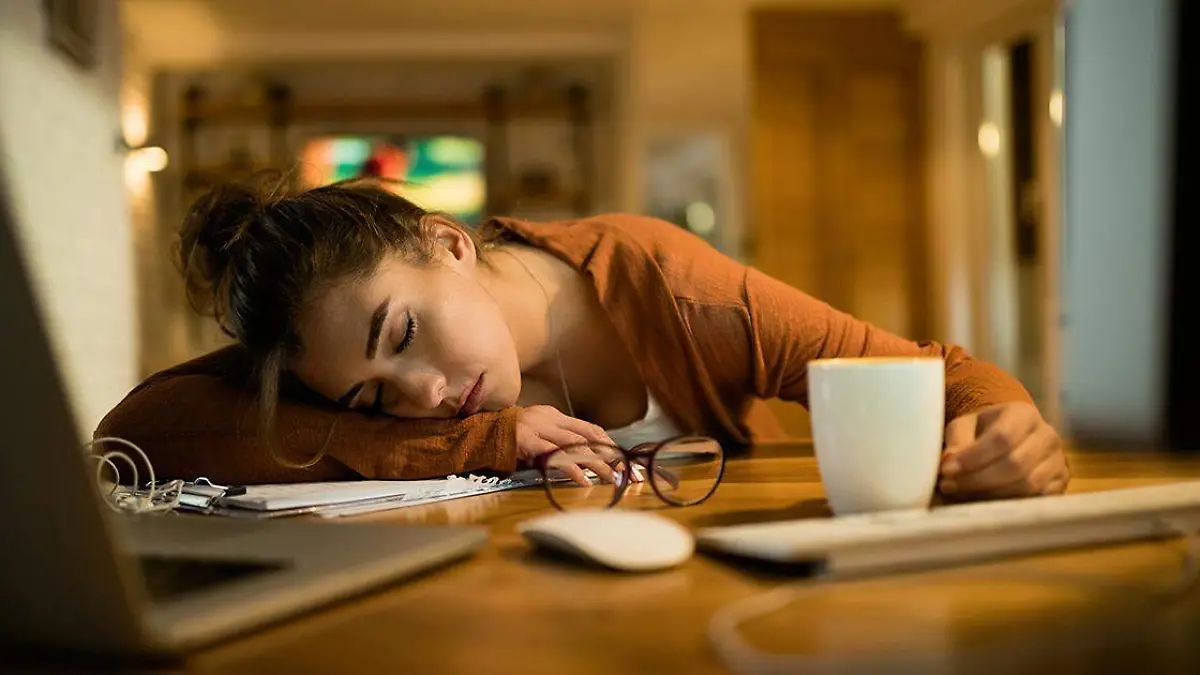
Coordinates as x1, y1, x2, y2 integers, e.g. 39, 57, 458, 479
624, 6, 751, 260
124, 33, 186, 380
1059, 0, 1177, 444
0, 0, 138, 437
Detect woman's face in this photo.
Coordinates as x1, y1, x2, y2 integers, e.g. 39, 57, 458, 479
290, 228, 522, 419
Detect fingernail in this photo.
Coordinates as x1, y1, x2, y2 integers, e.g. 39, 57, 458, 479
940, 479, 957, 493
941, 458, 961, 476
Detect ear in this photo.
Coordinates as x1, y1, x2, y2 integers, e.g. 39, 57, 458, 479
425, 216, 478, 271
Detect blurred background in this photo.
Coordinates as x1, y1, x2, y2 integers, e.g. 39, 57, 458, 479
1, 0, 1193, 451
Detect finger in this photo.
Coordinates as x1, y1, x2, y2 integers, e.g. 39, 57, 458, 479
576, 453, 618, 484
987, 449, 1069, 498
940, 422, 1056, 492
524, 438, 588, 485
943, 414, 979, 452
559, 415, 617, 447
537, 428, 592, 451
1041, 459, 1071, 495
943, 406, 1040, 476
1030, 449, 1070, 496
538, 426, 617, 461
942, 424, 1059, 495
584, 441, 625, 467
600, 453, 640, 483
537, 430, 623, 484
552, 458, 594, 488
548, 443, 617, 484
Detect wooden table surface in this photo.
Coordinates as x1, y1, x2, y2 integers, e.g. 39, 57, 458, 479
115, 445, 1200, 673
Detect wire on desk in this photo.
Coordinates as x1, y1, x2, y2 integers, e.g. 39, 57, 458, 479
84, 436, 182, 515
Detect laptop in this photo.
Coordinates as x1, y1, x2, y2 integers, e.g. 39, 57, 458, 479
0, 166, 488, 659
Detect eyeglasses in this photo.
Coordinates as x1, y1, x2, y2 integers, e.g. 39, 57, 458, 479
532, 435, 726, 510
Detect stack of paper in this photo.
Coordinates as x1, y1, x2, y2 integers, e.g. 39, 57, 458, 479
169, 471, 547, 519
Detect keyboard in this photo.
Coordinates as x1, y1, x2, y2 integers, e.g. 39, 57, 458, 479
695, 480, 1200, 575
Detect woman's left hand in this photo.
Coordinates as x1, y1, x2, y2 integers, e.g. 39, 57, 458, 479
939, 402, 1070, 499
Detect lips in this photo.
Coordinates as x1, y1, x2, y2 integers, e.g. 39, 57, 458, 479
456, 374, 485, 418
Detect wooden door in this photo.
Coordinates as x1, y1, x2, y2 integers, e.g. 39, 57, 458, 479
751, 11, 926, 437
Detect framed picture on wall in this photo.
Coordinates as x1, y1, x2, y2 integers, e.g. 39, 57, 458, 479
45, 0, 99, 69
640, 129, 735, 255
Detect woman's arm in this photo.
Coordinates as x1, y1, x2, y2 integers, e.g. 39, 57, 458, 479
738, 267, 1068, 498
93, 347, 522, 484
742, 267, 1033, 420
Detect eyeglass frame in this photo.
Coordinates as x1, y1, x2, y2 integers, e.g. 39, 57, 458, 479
531, 435, 727, 510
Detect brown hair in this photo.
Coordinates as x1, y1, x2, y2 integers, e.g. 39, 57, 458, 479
176, 172, 487, 468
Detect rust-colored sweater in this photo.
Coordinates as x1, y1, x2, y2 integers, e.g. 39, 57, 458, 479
95, 214, 1032, 484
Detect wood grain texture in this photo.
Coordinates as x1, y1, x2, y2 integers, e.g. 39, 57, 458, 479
157, 444, 1200, 675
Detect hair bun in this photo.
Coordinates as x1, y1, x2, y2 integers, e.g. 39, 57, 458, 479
176, 178, 274, 331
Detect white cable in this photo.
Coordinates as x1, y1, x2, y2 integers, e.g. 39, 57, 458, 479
708, 523, 1200, 675
84, 436, 182, 515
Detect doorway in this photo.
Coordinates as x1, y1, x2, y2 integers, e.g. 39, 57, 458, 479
751, 10, 926, 436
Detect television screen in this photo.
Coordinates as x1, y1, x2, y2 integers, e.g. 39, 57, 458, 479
300, 135, 486, 224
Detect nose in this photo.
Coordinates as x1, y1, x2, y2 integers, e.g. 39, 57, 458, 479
395, 367, 447, 414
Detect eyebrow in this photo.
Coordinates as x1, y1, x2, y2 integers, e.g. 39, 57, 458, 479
336, 298, 390, 406
365, 298, 390, 359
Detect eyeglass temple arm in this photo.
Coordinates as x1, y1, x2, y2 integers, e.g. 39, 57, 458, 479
629, 455, 681, 490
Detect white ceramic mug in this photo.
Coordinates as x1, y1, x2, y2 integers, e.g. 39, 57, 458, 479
807, 357, 945, 516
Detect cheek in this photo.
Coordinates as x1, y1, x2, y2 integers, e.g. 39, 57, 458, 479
428, 281, 516, 365
460, 307, 515, 366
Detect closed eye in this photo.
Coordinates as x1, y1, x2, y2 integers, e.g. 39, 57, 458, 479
364, 313, 415, 416
396, 312, 417, 354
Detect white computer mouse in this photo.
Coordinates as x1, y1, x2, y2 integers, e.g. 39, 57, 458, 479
516, 509, 695, 572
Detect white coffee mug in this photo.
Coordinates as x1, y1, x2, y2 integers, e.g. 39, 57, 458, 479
807, 357, 945, 516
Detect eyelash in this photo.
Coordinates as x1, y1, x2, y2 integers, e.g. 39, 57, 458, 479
396, 313, 417, 354
368, 313, 417, 415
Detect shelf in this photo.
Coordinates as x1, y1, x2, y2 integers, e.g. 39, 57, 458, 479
489, 186, 587, 209
181, 167, 588, 213
181, 99, 580, 126
177, 78, 595, 219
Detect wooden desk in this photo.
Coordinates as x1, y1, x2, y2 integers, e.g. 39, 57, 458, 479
183, 445, 1199, 674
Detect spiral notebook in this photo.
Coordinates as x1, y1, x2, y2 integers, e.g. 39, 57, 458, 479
172, 471, 548, 519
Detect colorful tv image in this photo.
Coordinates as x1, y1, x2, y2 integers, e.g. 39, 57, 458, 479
300, 135, 486, 224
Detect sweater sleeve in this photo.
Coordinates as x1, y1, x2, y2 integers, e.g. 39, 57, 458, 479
93, 348, 522, 485
743, 267, 1032, 422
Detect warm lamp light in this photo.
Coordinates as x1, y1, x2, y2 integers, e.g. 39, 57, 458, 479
128, 145, 169, 173
1049, 90, 1064, 127
977, 122, 1002, 158
118, 133, 169, 174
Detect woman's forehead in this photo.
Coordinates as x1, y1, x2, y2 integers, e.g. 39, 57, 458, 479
312, 257, 417, 307
298, 258, 431, 344
291, 287, 380, 395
